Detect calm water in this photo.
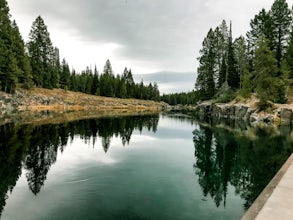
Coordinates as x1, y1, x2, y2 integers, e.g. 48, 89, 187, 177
0, 113, 292, 220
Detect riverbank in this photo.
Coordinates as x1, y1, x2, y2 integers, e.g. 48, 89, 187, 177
0, 88, 166, 115
193, 95, 293, 126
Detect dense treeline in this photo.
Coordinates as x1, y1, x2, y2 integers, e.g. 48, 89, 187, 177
0, 0, 160, 101
195, 0, 293, 108
161, 91, 200, 105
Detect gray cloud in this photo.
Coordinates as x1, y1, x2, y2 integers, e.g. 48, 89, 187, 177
8, 0, 293, 92
8, 0, 216, 72
134, 71, 195, 94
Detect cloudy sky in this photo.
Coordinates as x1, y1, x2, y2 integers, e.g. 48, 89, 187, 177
8, 0, 293, 93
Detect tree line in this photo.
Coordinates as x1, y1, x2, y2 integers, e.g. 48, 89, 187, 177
0, 0, 160, 101
161, 91, 200, 105
195, 0, 293, 108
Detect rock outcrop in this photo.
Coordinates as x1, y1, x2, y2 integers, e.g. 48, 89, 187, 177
280, 108, 292, 125
195, 102, 293, 126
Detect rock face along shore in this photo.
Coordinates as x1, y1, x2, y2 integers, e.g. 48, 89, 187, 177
195, 101, 293, 126
0, 88, 166, 115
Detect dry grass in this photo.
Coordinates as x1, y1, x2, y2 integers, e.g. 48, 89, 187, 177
17, 88, 163, 112
230, 93, 258, 108
10, 109, 159, 126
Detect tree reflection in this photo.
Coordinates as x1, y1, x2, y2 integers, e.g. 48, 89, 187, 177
0, 124, 30, 218
24, 125, 59, 195
0, 114, 159, 216
193, 124, 293, 210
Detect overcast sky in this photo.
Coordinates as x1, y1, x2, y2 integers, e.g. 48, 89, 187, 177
7, 0, 293, 93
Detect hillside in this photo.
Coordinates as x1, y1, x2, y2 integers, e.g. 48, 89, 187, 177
0, 88, 166, 115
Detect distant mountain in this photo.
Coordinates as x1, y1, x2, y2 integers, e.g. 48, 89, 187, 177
133, 71, 195, 94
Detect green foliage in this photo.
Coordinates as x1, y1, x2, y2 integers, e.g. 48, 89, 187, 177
196, 28, 216, 100
21, 55, 33, 89
161, 91, 200, 105
234, 36, 249, 89
0, 0, 33, 93
119, 82, 127, 98
215, 87, 237, 103
27, 16, 56, 88
254, 37, 281, 109
195, 0, 293, 105
0, 2, 160, 101
196, 21, 242, 101
239, 73, 251, 98
214, 21, 229, 89
284, 31, 293, 79
270, 0, 292, 70
246, 8, 273, 68
227, 23, 239, 89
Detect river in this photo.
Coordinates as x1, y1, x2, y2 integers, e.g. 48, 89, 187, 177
0, 113, 292, 219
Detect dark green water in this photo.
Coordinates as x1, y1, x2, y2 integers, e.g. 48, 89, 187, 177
0, 114, 292, 220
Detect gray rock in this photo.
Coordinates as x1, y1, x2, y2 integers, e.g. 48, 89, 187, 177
235, 105, 248, 118
250, 113, 259, 123
280, 108, 292, 125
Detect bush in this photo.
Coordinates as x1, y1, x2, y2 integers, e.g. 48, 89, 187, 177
256, 100, 274, 112
214, 87, 236, 103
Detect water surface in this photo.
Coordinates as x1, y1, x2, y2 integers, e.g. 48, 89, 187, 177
0, 114, 292, 219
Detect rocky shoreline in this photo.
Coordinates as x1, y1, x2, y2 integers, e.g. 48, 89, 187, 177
194, 102, 293, 126
2, 88, 293, 127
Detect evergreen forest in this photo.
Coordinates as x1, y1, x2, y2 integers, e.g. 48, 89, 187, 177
0, 0, 160, 101
2, 0, 293, 106
163, 0, 293, 108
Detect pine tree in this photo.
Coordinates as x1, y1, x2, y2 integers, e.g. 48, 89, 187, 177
214, 20, 229, 89
254, 37, 278, 109
270, 0, 292, 70
5, 50, 20, 93
0, 0, 31, 92
85, 67, 93, 94
92, 65, 100, 95
234, 36, 249, 90
246, 8, 273, 71
284, 30, 293, 79
218, 56, 227, 88
60, 58, 71, 90
51, 47, 61, 88
10, 21, 25, 82
100, 60, 115, 97
103, 59, 114, 76
152, 82, 160, 101
27, 16, 55, 88
70, 69, 78, 91
195, 28, 216, 100
126, 69, 135, 98
119, 81, 127, 98
227, 22, 239, 89
0, 0, 11, 91
22, 55, 33, 89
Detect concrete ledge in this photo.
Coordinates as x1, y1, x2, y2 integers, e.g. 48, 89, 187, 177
241, 153, 293, 220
